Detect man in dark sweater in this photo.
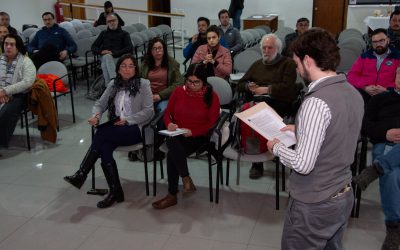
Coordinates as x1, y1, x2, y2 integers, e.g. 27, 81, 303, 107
267, 29, 364, 250
91, 13, 133, 85
237, 33, 297, 179
283, 17, 309, 57
353, 69, 400, 250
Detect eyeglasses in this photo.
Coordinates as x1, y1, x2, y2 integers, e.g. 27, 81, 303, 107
107, 19, 117, 23
120, 64, 135, 69
152, 47, 163, 51
185, 78, 202, 86
372, 38, 387, 45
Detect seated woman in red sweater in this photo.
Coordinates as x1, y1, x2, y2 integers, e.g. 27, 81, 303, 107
192, 25, 232, 79
152, 63, 220, 209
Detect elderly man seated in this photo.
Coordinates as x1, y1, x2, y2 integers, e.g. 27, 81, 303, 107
353, 67, 400, 250
348, 28, 400, 104
91, 13, 133, 85
237, 33, 297, 179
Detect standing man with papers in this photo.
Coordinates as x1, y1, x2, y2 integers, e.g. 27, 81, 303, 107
267, 29, 364, 250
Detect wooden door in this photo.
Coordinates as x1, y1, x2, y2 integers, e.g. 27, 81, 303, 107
312, 0, 347, 36
62, 0, 86, 20
148, 0, 171, 27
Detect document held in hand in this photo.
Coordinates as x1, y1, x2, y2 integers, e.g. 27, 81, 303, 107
235, 102, 296, 147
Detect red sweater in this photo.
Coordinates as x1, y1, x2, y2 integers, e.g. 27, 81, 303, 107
163, 86, 220, 137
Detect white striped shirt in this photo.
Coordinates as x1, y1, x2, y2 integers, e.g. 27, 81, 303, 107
272, 76, 333, 175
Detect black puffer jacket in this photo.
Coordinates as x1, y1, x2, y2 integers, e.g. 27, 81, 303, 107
91, 27, 133, 58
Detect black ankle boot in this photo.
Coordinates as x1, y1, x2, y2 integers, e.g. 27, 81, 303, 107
353, 163, 384, 191
97, 161, 124, 208
64, 148, 100, 189
382, 222, 400, 250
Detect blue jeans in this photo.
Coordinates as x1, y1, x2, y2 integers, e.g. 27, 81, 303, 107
232, 9, 242, 30
372, 143, 400, 223
101, 54, 118, 86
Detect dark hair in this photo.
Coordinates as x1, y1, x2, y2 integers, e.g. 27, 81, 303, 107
218, 9, 230, 19
197, 17, 210, 26
42, 12, 55, 19
371, 28, 387, 37
390, 10, 400, 20
104, 1, 113, 9
185, 63, 214, 108
297, 17, 309, 24
291, 28, 339, 72
1, 33, 26, 55
143, 37, 169, 70
115, 53, 140, 79
0, 12, 9, 17
206, 25, 221, 37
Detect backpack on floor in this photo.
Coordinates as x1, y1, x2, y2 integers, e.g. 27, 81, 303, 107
239, 101, 268, 154
86, 74, 106, 100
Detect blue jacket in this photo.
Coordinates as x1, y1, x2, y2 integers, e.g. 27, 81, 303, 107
28, 24, 77, 54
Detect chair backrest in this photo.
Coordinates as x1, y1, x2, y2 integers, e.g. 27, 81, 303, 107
38, 61, 69, 85
59, 21, 74, 30
233, 49, 262, 73
337, 47, 359, 73
247, 29, 261, 42
157, 24, 173, 40
77, 29, 93, 39
207, 77, 233, 106
133, 23, 147, 32
149, 27, 163, 38
96, 25, 107, 31
143, 29, 157, 40
74, 37, 94, 57
23, 28, 38, 43
254, 28, 266, 37
65, 27, 78, 41
82, 22, 93, 29
122, 25, 137, 34
254, 25, 271, 34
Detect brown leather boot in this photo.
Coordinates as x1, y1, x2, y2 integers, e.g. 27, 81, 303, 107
152, 194, 177, 209
182, 176, 196, 193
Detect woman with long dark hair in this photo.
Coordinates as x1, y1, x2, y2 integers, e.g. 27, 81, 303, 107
64, 54, 154, 208
152, 63, 220, 209
140, 37, 183, 113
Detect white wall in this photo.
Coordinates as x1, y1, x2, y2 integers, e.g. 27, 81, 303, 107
347, 4, 393, 33
1, 0, 57, 31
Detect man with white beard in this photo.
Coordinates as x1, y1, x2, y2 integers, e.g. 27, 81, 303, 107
237, 33, 297, 179
91, 13, 133, 85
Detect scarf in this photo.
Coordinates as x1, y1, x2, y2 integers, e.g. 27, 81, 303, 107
107, 77, 141, 120
183, 84, 208, 98
0, 53, 21, 88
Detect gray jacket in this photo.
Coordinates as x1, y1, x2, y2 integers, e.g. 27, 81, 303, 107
218, 24, 243, 54
92, 78, 154, 131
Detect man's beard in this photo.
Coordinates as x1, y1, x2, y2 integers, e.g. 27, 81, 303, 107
374, 45, 388, 55
301, 65, 312, 86
263, 52, 277, 63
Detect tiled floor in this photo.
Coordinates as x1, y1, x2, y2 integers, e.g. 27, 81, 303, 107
0, 50, 385, 249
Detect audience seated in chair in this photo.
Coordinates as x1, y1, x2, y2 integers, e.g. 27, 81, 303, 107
192, 25, 232, 79
140, 38, 183, 113
152, 63, 220, 210
91, 13, 133, 86
64, 54, 154, 209
27, 12, 77, 69
353, 67, 400, 250
0, 12, 18, 35
94, 1, 125, 27
283, 17, 309, 57
348, 28, 400, 104
0, 25, 9, 55
237, 33, 297, 179
0, 34, 36, 148
217, 9, 243, 56
183, 17, 211, 62
387, 10, 400, 51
